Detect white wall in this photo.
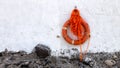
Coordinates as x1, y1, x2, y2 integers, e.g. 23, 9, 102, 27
0, 0, 120, 53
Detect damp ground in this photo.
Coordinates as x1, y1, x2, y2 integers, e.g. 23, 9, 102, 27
0, 45, 120, 68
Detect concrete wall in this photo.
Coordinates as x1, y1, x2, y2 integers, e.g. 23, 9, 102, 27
0, 0, 120, 53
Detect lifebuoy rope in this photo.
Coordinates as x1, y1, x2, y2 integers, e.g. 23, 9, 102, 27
62, 7, 91, 61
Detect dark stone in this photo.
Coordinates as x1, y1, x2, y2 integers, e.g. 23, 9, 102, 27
71, 48, 78, 51
0, 52, 3, 57
56, 35, 60, 38
34, 44, 51, 58
21, 64, 29, 68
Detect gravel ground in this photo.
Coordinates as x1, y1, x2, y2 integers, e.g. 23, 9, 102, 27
0, 44, 120, 68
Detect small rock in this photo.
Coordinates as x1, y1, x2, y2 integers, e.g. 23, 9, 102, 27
20, 64, 29, 68
83, 57, 92, 63
105, 59, 116, 66
71, 48, 78, 51
113, 55, 118, 59
0, 52, 3, 57
56, 35, 60, 38
82, 57, 94, 67
60, 51, 65, 55
34, 44, 51, 58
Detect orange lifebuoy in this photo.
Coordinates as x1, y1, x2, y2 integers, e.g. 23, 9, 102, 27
62, 8, 91, 61
62, 20, 90, 45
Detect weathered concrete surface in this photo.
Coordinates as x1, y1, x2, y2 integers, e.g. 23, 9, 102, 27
0, 0, 120, 52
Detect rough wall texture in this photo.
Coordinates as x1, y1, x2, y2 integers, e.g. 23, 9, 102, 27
0, 0, 120, 52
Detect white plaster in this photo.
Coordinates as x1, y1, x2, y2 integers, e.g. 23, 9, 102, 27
0, 0, 120, 53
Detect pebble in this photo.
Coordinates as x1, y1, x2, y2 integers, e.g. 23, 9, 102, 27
113, 55, 118, 59
20, 64, 29, 68
0, 52, 3, 57
105, 59, 116, 66
56, 35, 60, 38
71, 48, 78, 51
83, 57, 95, 67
